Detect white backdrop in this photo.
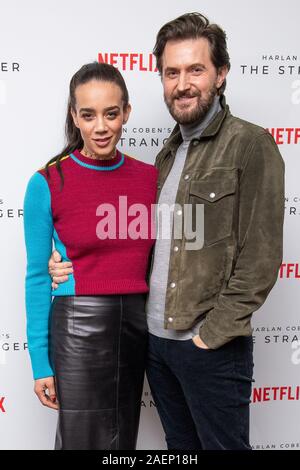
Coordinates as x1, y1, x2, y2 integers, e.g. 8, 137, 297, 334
0, 0, 299, 450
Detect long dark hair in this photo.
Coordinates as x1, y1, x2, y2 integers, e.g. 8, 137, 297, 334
153, 12, 231, 94
45, 62, 129, 188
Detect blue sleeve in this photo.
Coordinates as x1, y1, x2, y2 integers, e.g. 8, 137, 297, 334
23, 172, 54, 380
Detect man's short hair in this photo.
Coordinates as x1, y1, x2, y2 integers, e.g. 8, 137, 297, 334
153, 12, 231, 94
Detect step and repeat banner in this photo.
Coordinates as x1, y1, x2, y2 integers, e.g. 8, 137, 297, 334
0, 0, 299, 450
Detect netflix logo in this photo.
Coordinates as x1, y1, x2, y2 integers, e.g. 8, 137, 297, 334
98, 52, 158, 72
279, 263, 300, 279
0, 397, 5, 413
252, 386, 300, 403
266, 127, 300, 145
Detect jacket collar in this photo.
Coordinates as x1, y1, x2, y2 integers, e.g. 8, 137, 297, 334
164, 94, 230, 155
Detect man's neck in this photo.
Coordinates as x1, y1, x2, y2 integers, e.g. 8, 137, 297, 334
179, 96, 221, 143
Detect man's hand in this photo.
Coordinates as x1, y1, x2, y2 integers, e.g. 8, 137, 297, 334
34, 376, 59, 410
192, 335, 210, 350
48, 250, 73, 289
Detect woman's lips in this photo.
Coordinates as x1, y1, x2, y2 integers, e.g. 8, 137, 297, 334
93, 137, 112, 147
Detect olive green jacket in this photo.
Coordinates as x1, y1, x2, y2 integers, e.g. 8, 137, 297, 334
147, 95, 284, 349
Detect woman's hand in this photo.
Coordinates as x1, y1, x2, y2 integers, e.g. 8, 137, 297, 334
48, 250, 73, 289
34, 376, 59, 410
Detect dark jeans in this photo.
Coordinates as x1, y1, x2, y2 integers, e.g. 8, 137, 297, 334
146, 333, 254, 450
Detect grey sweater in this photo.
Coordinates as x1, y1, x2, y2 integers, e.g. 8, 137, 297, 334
146, 97, 221, 339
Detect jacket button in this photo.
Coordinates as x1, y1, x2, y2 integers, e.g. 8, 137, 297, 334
176, 210, 182, 216
192, 140, 199, 146
209, 192, 216, 199
184, 174, 190, 181
168, 317, 174, 323
174, 246, 179, 252
170, 282, 176, 288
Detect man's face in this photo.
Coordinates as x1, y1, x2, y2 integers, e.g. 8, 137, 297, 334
161, 38, 227, 125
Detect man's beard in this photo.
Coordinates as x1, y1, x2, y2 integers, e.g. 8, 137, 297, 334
164, 85, 218, 125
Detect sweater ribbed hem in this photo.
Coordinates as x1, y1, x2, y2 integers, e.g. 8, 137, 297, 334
52, 279, 149, 296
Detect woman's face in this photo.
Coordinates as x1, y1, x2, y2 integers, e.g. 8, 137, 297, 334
71, 79, 131, 159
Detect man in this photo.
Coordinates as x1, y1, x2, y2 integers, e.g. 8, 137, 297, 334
49, 13, 284, 450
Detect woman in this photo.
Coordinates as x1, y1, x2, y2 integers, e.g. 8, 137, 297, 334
23, 62, 158, 450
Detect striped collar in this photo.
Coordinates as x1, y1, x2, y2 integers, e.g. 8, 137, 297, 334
70, 149, 124, 171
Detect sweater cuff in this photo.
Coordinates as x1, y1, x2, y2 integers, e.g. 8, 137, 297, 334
30, 347, 54, 380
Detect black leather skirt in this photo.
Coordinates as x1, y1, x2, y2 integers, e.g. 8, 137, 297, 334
49, 293, 148, 450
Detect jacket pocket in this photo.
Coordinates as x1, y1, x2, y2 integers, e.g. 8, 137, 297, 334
189, 177, 236, 246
